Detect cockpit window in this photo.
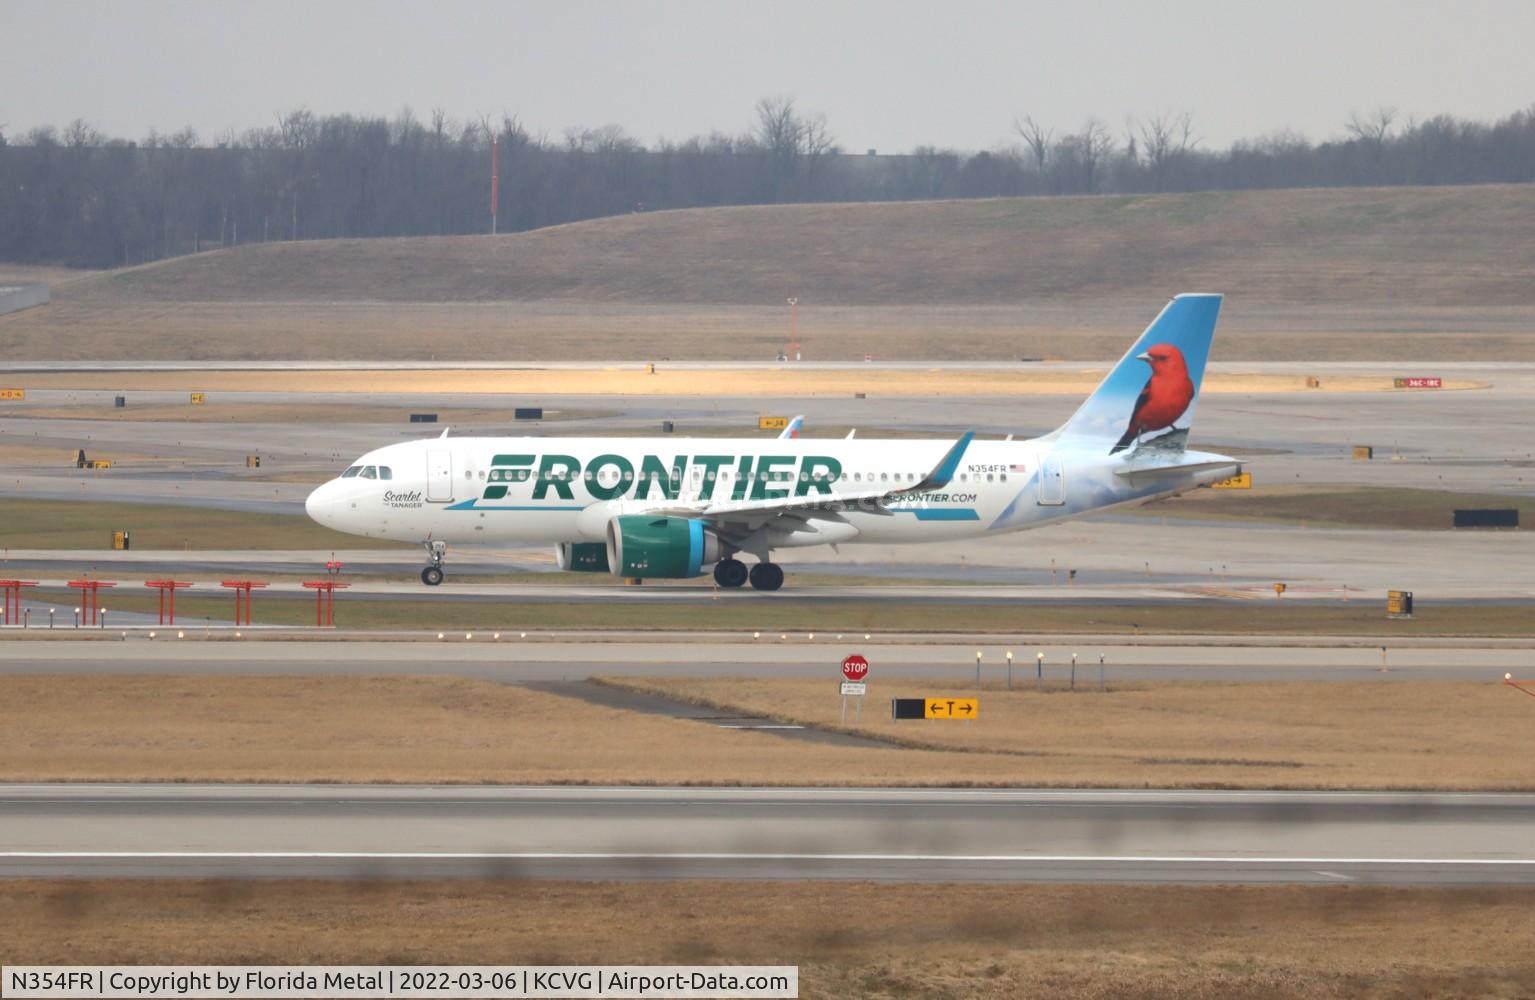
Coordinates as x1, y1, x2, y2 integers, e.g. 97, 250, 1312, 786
341, 466, 362, 478
379, 466, 393, 480
360, 466, 377, 480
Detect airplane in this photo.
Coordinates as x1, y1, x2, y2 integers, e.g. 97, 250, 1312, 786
305, 294, 1240, 591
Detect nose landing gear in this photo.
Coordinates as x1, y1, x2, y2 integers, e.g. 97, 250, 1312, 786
420, 540, 447, 586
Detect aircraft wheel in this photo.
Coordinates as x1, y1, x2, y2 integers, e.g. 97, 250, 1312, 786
714, 558, 749, 588
421, 566, 444, 587
748, 562, 784, 592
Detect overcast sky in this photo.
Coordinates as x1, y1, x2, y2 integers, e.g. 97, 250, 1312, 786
7, 0, 1534, 151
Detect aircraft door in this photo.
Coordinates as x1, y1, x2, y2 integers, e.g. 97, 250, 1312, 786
1037, 454, 1065, 506
426, 449, 454, 502
684, 463, 707, 502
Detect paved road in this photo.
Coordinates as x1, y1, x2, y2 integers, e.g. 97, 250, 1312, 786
1, 785, 1531, 884
0, 638, 1527, 681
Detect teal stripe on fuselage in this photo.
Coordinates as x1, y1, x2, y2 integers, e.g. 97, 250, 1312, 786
897, 508, 980, 521
446, 500, 585, 511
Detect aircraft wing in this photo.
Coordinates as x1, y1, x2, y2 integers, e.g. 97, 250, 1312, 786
643, 431, 975, 529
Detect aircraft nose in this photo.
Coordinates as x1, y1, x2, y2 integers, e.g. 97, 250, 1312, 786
305, 481, 335, 526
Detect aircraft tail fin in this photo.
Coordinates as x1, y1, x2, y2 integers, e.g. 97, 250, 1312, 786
1052, 293, 1222, 456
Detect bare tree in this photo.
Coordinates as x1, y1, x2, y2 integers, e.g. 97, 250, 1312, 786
1346, 106, 1397, 154
1012, 114, 1053, 173
1136, 111, 1198, 188
1071, 118, 1115, 193
751, 97, 836, 198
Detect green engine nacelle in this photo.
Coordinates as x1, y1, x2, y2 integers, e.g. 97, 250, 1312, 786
555, 542, 610, 573
605, 515, 722, 579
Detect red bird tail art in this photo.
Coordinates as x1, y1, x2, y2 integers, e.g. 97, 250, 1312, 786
1109, 343, 1196, 454
1050, 294, 1221, 454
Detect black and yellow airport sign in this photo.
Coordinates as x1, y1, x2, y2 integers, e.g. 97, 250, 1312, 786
758, 416, 789, 431
190, 392, 206, 405
892, 697, 978, 720
0, 388, 24, 401
1210, 472, 1252, 489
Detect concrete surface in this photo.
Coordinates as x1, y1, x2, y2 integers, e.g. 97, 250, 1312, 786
1, 785, 1530, 884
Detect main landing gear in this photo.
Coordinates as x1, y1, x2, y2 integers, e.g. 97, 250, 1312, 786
713, 557, 784, 591
748, 562, 784, 591
420, 540, 446, 586
713, 557, 749, 589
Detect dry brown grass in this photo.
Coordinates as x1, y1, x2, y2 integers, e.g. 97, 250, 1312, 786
1, 367, 1473, 397
2, 401, 605, 424
4, 186, 1535, 361
57, 187, 1535, 307
5, 879, 1533, 998
3, 298, 1533, 362
0, 442, 160, 464
604, 677, 1535, 790
4, 675, 1534, 789
1141, 484, 1535, 530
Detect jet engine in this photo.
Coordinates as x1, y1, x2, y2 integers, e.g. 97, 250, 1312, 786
555, 541, 611, 573
605, 515, 722, 579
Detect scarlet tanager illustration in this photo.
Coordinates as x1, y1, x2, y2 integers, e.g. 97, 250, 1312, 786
1110, 343, 1196, 454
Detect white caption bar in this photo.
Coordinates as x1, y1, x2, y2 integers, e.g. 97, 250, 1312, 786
1, 966, 798, 999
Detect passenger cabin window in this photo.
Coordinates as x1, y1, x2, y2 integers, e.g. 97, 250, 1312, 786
342, 466, 362, 478
360, 466, 377, 480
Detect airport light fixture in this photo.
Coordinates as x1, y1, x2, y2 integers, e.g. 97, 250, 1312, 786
1036, 652, 1045, 692
975, 651, 982, 691
1007, 651, 1014, 690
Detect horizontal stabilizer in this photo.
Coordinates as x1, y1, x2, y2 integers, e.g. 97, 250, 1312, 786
1114, 456, 1240, 480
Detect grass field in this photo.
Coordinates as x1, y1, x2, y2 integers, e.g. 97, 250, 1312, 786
602, 676, 1535, 791
1, 402, 608, 424
31, 589, 1535, 636
5, 879, 1533, 998
1138, 485, 1535, 530
3, 675, 1532, 790
0, 498, 403, 551
4, 185, 1535, 362
52, 186, 1535, 307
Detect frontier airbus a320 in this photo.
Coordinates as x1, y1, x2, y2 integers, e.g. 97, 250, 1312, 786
305, 294, 1240, 591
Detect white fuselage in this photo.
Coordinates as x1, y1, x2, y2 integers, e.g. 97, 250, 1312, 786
304, 434, 1237, 549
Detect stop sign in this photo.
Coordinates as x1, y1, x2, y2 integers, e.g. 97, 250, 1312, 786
842, 654, 870, 681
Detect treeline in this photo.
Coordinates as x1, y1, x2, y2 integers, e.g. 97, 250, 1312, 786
2, 100, 1533, 268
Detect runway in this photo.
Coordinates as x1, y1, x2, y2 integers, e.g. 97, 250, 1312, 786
0, 637, 1529, 681
2, 785, 1531, 884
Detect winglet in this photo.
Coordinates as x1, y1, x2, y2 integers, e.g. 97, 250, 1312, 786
778, 415, 804, 440
914, 431, 974, 491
